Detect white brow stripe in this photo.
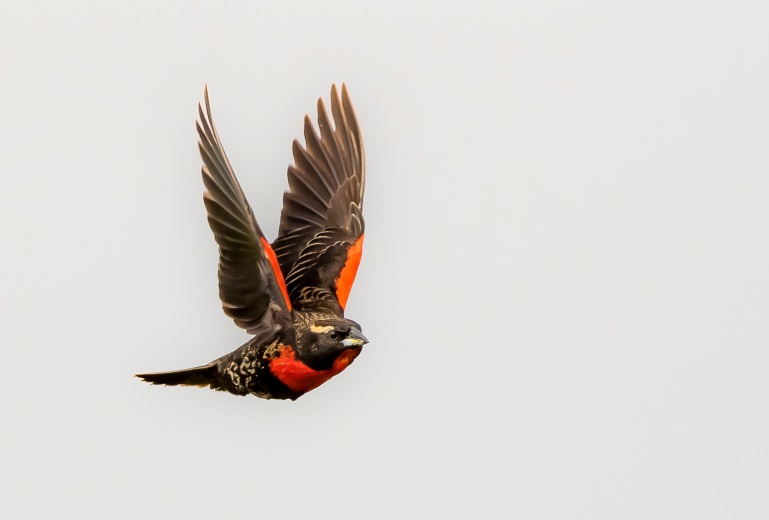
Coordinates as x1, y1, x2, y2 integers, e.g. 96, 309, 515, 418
310, 325, 334, 334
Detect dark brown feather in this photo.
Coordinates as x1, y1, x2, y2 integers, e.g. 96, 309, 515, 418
272, 84, 366, 313
196, 87, 292, 333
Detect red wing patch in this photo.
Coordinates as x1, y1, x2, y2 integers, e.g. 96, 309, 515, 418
261, 237, 292, 311
335, 234, 364, 309
269, 346, 361, 394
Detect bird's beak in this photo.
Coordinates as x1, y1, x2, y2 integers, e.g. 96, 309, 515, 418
342, 327, 369, 347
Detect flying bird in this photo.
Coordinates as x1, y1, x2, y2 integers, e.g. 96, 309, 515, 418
136, 84, 368, 400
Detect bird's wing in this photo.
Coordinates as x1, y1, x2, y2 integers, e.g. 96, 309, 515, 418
197, 87, 292, 333
271, 84, 365, 314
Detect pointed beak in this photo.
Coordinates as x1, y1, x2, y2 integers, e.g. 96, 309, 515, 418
342, 327, 369, 347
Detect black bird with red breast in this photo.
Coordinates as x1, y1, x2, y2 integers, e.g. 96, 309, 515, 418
136, 84, 368, 400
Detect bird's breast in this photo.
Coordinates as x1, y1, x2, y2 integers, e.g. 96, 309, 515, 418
269, 345, 361, 394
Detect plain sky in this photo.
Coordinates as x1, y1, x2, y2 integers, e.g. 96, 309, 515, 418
2, 1, 768, 518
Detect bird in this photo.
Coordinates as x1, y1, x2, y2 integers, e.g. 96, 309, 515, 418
136, 84, 368, 400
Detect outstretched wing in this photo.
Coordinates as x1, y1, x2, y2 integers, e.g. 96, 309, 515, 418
271, 84, 365, 314
197, 87, 292, 333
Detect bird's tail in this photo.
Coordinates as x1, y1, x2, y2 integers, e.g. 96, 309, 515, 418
135, 362, 219, 388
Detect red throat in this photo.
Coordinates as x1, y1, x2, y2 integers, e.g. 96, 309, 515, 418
269, 346, 361, 394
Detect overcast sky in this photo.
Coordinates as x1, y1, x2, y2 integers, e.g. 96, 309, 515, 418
2, 1, 768, 518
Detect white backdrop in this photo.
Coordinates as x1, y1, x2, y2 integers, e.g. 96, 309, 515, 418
2, 1, 768, 518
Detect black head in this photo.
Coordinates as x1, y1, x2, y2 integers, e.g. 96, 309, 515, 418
298, 317, 369, 370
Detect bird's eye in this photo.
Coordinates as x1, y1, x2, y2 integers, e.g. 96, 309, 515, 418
329, 331, 341, 341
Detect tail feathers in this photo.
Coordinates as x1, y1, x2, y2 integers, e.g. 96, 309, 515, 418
136, 362, 219, 388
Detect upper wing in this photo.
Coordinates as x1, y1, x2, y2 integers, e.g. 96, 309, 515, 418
196, 87, 293, 333
271, 84, 365, 314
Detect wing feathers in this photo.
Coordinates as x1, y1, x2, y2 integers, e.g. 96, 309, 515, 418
277, 84, 365, 236
315, 99, 343, 186
195, 85, 366, 318
303, 116, 340, 189
272, 84, 366, 314
196, 87, 292, 331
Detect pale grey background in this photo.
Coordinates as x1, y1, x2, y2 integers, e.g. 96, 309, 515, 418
1, 1, 768, 518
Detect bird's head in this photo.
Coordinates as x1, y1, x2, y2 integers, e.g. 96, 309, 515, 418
298, 317, 369, 370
